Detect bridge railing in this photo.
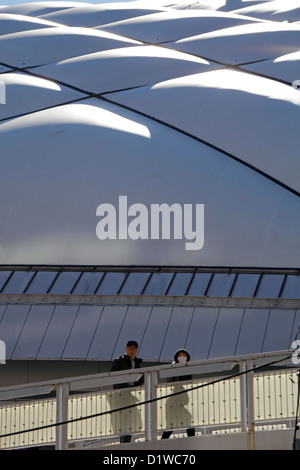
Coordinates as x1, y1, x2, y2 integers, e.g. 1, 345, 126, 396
0, 350, 298, 449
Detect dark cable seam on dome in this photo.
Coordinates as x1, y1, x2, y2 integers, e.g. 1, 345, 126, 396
100, 93, 300, 200
0, 61, 299, 199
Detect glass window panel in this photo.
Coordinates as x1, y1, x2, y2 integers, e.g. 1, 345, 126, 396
48, 271, 81, 294
87, 306, 127, 360
186, 273, 212, 296
37, 305, 79, 359
231, 274, 261, 297
143, 272, 174, 295
0, 271, 12, 292
166, 272, 193, 296
119, 272, 151, 295
25, 271, 58, 294
262, 309, 296, 352
280, 275, 300, 299
72, 272, 105, 295
112, 306, 152, 359
235, 309, 269, 356
206, 273, 236, 297
185, 307, 219, 361
0, 305, 6, 323
291, 310, 300, 344
138, 306, 173, 361
62, 305, 103, 359
95, 272, 127, 295
2, 271, 35, 294
255, 274, 285, 298
12, 305, 54, 359
0, 305, 31, 359
159, 307, 194, 361
208, 308, 244, 359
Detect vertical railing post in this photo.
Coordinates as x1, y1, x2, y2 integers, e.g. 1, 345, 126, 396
247, 359, 255, 432
239, 360, 247, 432
144, 371, 151, 441
55, 382, 69, 450
150, 370, 158, 441
144, 370, 158, 441
240, 358, 255, 443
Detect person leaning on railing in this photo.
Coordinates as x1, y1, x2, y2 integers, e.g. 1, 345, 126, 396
110, 340, 144, 389
109, 340, 143, 443
169, 349, 192, 382
162, 348, 195, 439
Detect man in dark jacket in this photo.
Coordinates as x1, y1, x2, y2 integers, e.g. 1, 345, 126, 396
109, 340, 143, 443
110, 340, 143, 388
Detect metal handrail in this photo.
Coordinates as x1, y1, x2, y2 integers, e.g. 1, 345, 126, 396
0, 349, 297, 449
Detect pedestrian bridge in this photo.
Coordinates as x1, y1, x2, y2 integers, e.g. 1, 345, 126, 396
0, 350, 299, 450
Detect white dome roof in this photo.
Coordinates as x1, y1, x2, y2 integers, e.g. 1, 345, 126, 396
0, 0, 299, 268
